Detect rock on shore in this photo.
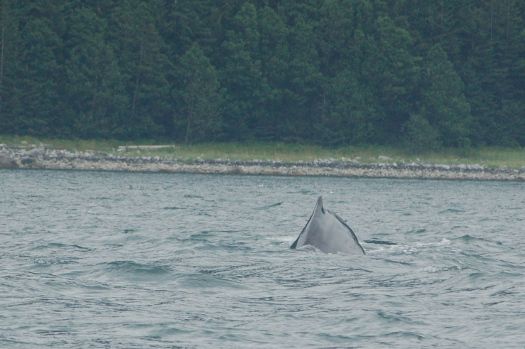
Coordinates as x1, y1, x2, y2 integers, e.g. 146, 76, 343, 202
0, 144, 523, 181
0, 146, 18, 169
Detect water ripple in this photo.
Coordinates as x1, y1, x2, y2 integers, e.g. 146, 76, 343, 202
1, 170, 524, 348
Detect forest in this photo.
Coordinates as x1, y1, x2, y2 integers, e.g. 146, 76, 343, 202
0, 0, 524, 149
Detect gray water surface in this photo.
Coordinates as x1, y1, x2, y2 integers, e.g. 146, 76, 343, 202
1, 170, 524, 348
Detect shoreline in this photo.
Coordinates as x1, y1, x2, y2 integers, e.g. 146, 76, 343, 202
1, 144, 524, 181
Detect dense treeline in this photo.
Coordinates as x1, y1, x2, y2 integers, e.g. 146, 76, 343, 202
0, 1, 524, 148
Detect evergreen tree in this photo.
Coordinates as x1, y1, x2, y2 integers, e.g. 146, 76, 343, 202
364, 15, 420, 143
63, 3, 125, 137
109, 0, 170, 138
220, 2, 267, 140
317, 0, 357, 76
403, 112, 441, 152
256, 5, 289, 139
0, 0, 522, 147
175, 44, 222, 143
419, 44, 472, 147
8, 1, 65, 135
283, 14, 323, 141
322, 68, 378, 145
0, 0, 21, 133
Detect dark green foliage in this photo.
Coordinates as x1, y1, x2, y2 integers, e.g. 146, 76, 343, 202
0, 0, 523, 147
3, 1, 64, 135
403, 113, 441, 152
0, 0, 20, 133
366, 16, 420, 143
322, 69, 378, 145
256, 5, 289, 140
175, 44, 222, 143
108, 0, 171, 138
63, 4, 125, 137
419, 44, 472, 147
219, 2, 267, 140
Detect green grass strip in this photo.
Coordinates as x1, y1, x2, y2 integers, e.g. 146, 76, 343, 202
1, 135, 523, 169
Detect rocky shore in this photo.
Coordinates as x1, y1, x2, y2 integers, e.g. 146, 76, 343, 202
1, 144, 524, 181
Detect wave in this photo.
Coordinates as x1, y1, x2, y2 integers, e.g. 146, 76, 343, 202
255, 202, 283, 210
32, 242, 92, 252
99, 261, 172, 282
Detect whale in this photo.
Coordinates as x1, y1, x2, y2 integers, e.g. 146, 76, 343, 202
291, 196, 365, 255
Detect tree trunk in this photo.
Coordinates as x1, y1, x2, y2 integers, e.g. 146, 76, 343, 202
185, 106, 193, 144
184, 101, 194, 144
131, 40, 144, 119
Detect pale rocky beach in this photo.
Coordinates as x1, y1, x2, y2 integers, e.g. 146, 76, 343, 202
1, 144, 524, 181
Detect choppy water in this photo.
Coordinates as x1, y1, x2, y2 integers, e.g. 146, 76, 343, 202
1, 170, 525, 348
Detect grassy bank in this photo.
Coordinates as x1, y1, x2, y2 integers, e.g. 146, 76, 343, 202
1, 135, 524, 169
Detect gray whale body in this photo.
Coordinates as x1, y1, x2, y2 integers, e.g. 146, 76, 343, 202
291, 196, 365, 255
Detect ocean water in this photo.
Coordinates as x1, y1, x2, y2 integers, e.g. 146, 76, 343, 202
1, 170, 524, 348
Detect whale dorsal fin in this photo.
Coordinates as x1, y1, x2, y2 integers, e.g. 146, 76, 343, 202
290, 196, 365, 255
290, 196, 323, 249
